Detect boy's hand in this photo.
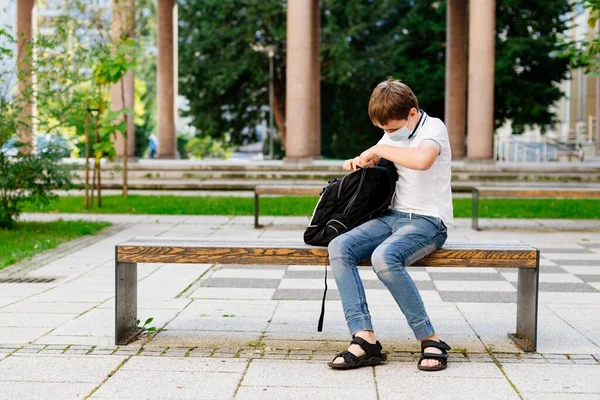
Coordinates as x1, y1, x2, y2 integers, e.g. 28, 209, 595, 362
357, 146, 381, 168
343, 156, 376, 171
343, 156, 362, 171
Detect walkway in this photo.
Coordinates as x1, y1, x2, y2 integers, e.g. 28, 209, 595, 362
1, 214, 599, 399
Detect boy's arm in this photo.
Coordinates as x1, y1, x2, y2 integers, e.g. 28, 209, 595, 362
360, 141, 440, 171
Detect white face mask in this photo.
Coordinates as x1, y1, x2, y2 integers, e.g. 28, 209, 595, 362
385, 116, 413, 142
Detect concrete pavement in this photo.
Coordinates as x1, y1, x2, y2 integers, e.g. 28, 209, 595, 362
1, 214, 599, 399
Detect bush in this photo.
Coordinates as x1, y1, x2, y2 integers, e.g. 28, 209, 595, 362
184, 135, 234, 160
0, 145, 74, 229
177, 134, 190, 159
261, 134, 285, 159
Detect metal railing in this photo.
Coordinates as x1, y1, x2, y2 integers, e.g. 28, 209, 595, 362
494, 135, 586, 163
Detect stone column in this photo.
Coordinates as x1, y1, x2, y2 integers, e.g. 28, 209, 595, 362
285, 0, 320, 160
157, 0, 177, 158
308, 0, 321, 158
596, 77, 600, 154
111, 0, 136, 159
17, 0, 36, 153
445, 0, 467, 159
467, 0, 496, 160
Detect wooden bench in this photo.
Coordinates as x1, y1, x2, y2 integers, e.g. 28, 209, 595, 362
471, 186, 600, 230
115, 239, 540, 352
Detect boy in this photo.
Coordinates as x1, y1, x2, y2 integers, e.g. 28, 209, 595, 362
327, 78, 453, 372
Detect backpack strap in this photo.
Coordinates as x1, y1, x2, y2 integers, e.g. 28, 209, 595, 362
317, 259, 328, 332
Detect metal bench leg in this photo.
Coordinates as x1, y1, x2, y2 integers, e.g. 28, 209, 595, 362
509, 265, 539, 352
472, 188, 480, 230
254, 192, 262, 229
115, 261, 140, 345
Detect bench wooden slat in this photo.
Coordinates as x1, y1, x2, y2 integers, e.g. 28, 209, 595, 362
255, 185, 322, 196
119, 238, 537, 250
255, 184, 479, 196
117, 239, 538, 268
475, 188, 600, 198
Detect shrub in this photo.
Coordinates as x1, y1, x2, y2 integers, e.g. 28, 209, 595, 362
0, 144, 74, 229
184, 135, 234, 160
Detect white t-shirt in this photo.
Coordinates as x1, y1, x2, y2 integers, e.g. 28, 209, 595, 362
377, 110, 454, 226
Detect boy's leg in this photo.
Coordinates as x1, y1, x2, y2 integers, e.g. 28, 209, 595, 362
371, 213, 447, 340
328, 216, 392, 336
371, 212, 448, 368
327, 215, 393, 366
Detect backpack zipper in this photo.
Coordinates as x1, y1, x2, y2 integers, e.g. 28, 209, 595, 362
343, 168, 367, 215
337, 175, 346, 199
337, 166, 363, 199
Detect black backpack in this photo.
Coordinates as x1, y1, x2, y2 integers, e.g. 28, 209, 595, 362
304, 158, 398, 247
304, 158, 399, 332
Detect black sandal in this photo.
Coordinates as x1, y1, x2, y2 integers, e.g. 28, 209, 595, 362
417, 340, 451, 372
327, 336, 387, 370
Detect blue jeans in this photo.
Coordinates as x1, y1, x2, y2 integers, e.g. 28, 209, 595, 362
327, 209, 448, 341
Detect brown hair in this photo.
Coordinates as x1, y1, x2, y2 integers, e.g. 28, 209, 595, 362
368, 78, 419, 126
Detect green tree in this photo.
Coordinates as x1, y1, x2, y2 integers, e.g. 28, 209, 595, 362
494, 0, 573, 133
50, 1, 144, 202
320, 0, 430, 157
178, 0, 574, 159
567, 1, 600, 73
178, 0, 287, 146
133, 0, 158, 158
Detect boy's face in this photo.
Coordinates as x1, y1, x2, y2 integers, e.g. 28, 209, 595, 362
377, 107, 419, 134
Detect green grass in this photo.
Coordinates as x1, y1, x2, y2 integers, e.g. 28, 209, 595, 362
22, 195, 600, 219
0, 220, 111, 270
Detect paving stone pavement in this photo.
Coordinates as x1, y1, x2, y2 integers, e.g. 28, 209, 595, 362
1, 214, 600, 399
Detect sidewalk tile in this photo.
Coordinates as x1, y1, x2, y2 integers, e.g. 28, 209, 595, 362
547, 359, 575, 365
236, 387, 375, 400
544, 354, 569, 359
241, 359, 377, 389
190, 287, 276, 300
376, 363, 518, 400
522, 358, 548, 364
90, 369, 242, 399
573, 359, 598, 365
0, 327, 50, 345
569, 354, 594, 359
0, 355, 127, 383
0, 382, 94, 400
503, 364, 600, 394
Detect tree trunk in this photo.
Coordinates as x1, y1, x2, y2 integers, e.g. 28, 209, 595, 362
97, 158, 102, 208
120, 78, 129, 198
90, 154, 96, 208
84, 104, 90, 208
94, 108, 102, 208
273, 75, 286, 148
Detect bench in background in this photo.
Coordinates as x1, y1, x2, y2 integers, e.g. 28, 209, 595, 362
471, 186, 600, 230
253, 183, 474, 228
254, 185, 322, 228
